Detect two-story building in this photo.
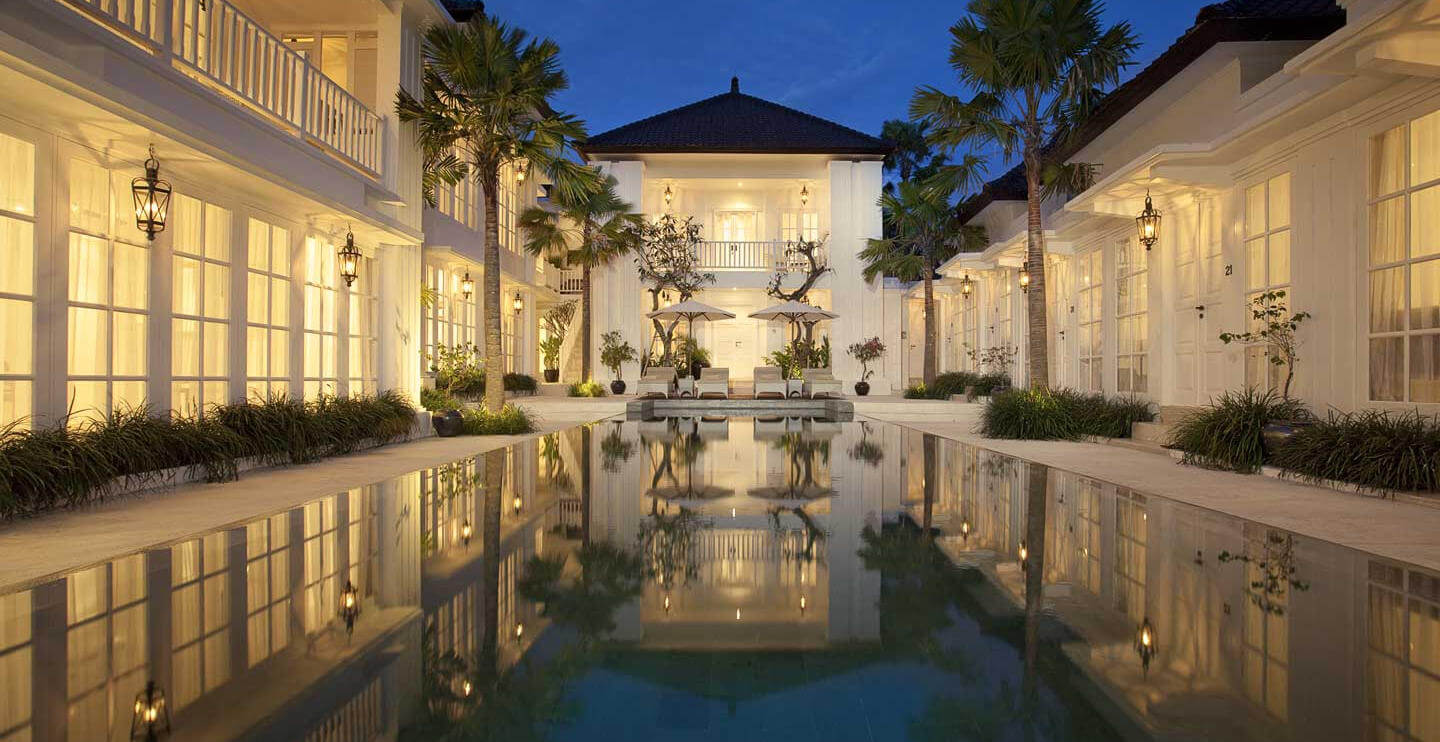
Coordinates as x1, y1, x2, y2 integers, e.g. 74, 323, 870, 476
577, 78, 904, 393
936, 0, 1440, 421
0, 0, 552, 432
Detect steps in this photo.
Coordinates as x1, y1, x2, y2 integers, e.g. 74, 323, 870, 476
1130, 405, 1203, 445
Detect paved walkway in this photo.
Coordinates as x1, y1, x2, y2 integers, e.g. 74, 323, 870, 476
862, 404, 1440, 573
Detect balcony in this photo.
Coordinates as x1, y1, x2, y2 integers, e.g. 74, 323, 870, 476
56, 0, 384, 176
697, 241, 822, 272
558, 268, 583, 295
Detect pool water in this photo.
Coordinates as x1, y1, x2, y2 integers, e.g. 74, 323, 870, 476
0, 416, 1428, 741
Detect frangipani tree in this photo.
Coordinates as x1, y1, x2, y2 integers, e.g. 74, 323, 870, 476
912, 0, 1137, 390
397, 13, 597, 413
520, 173, 642, 382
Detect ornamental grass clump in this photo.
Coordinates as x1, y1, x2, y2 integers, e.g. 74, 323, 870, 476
1167, 389, 1308, 473
568, 381, 606, 398
460, 404, 537, 435
1060, 390, 1154, 439
981, 388, 1081, 440
1271, 410, 1440, 494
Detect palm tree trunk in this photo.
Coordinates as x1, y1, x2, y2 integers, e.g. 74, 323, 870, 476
481, 447, 504, 672
581, 264, 593, 382
482, 173, 505, 413
1024, 144, 1050, 391
923, 263, 937, 386
1021, 462, 1049, 711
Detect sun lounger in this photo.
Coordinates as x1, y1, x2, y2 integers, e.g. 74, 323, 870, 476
636, 367, 677, 398
753, 366, 788, 399
801, 368, 843, 398
695, 367, 730, 399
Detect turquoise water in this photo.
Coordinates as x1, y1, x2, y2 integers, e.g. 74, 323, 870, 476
0, 416, 1423, 740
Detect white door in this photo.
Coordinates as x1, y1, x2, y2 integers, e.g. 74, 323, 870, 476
1172, 197, 1228, 404
710, 321, 762, 380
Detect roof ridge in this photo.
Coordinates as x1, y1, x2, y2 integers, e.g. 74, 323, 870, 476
585, 90, 737, 144
726, 91, 888, 147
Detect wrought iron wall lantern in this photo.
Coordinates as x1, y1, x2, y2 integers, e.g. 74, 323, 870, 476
1018, 262, 1031, 293
800, 184, 809, 206
131, 145, 172, 241
461, 272, 474, 300
339, 227, 361, 287
461, 518, 473, 547
513, 291, 524, 315
1136, 191, 1162, 251
959, 274, 974, 298
663, 185, 674, 209
1135, 617, 1158, 672
339, 580, 361, 635
130, 680, 171, 741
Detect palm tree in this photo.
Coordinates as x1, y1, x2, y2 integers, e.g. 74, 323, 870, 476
397, 14, 597, 413
519, 173, 641, 382
860, 180, 985, 386
880, 119, 948, 191
911, 0, 1137, 390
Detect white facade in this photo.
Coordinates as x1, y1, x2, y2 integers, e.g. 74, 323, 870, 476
938, 0, 1440, 413
0, 0, 550, 430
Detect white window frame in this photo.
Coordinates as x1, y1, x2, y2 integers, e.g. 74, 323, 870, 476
1114, 236, 1148, 394
0, 128, 37, 430
170, 194, 232, 415
1244, 173, 1293, 393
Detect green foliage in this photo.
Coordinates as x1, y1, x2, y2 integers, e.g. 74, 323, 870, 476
438, 371, 538, 398
980, 389, 1081, 440
567, 381, 606, 398
1167, 389, 1309, 473
1058, 390, 1155, 439
429, 342, 484, 395
420, 387, 460, 412
459, 404, 537, 436
1218, 290, 1311, 399
599, 331, 637, 380
903, 371, 1011, 399
766, 337, 831, 379
0, 392, 416, 519
539, 334, 564, 371
1271, 410, 1440, 493
504, 373, 538, 393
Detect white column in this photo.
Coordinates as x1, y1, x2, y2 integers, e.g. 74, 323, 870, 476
828, 160, 887, 393
378, 243, 422, 404
595, 160, 648, 380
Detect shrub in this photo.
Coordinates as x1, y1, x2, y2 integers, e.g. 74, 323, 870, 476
903, 372, 1011, 400
0, 391, 417, 520
1272, 410, 1440, 493
1058, 390, 1155, 438
440, 372, 538, 398
421, 387, 460, 412
460, 404, 537, 435
568, 381, 606, 398
1167, 388, 1309, 473
981, 389, 1081, 440
504, 373, 538, 393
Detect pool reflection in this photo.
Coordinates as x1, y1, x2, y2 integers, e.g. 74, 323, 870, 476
0, 419, 1434, 741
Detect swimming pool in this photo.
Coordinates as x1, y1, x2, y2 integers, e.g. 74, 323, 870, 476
0, 416, 1424, 740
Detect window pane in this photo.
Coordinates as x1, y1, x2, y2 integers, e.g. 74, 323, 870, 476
1268, 231, 1291, 287
1245, 184, 1266, 238
172, 195, 203, 255
1371, 267, 1405, 333
69, 159, 110, 234
272, 278, 289, 325
113, 243, 148, 310
1414, 259, 1440, 331
247, 273, 269, 323
1414, 186, 1440, 260
1412, 335, 1440, 403
203, 263, 228, 319
1372, 197, 1406, 266
204, 204, 230, 261
1413, 109, 1440, 186
1268, 175, 1291, 229
203, 321, 227, 376
1371, 337, 1405, 401
69, 234, 109, 305
1374, 124, 1407, 197
247, 327, 268, 377
271, 228, 290, 276
0, 379, 32, 429
247, 220, 269, 272
67, 381, 107, 423
68, 307, 108, 375
173, 381, 200, 417
0, 298, 32, 375
173, 318, 200, 377
271, 329, 288, 377
0, 216, 34, 296
112, 312, 146, 376
174, 256, 201, 315
1246, 238, 1267, 291
0, 132, 35, 216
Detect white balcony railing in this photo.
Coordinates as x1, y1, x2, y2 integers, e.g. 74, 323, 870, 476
60, 0, 384, 176
558, 268, 583, 294
696, 240, 822, 272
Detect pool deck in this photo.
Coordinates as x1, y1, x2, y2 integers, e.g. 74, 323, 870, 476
5, 395, 1440, 591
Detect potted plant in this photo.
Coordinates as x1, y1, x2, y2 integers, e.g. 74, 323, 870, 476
601, 331, 638, 395
539, 335, 562, 383
846, 337, 885, 396
1218, 290, 1314, 454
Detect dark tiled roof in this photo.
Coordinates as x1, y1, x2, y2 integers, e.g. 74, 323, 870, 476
441, 0, 484, 22
958, 0, 1343, 223
582, 78, 891, 157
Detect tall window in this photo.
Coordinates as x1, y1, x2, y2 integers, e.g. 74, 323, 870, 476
245, 512, 292, 668
960, 292, 978, 371
304, 236, 339, 400
171, 196, 231, 415
1370, 112, 1440, 402
302, 496, 340, 634
170, 534, 230, 711
67, 158, 149, 424
995, 269, 1014, 348
1245, 173, 1292, 391
1077, 250, 1103, 392
1367, 560, 1440, 740
498, 162, 520, 250
781, 211, 819, 242
246, 219, 292, 400
502, 296, 518, 374
0, 132, 36, 429
0, 590, 32, 741
434, 147, 478, 229
1113, 491, 1147, 621
1115, 237, 1148, 394
423, 264, 476, 362
348, 258, 377, 395
65, 555, 148, 740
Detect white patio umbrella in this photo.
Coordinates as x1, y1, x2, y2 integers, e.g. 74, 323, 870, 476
647, 299, 735, 368
749, 301, 838, 342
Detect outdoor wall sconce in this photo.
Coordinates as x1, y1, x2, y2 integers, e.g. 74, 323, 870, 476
461, 518, 473, 547
959, 519, 972, 543
512, 494, 522, 515
512, 292, 524, 315
1018, 262, 1031, 293
130, 680, 171, 741
131, 145, 172, 242
663, 185, 673, 209
339, 580, 361, 635
514, 623, 525, 641
516, 163, 528, 184
461, 272, 474, 300
663, 594, 672, 613
1018, 540, 1029, 569
1135, 617, 1158, 673
800, 595, 808, 613
959, 274, 974, 298
1136, 191, 1161, 251
800, 184, 809, 206
339, 228, 361, 287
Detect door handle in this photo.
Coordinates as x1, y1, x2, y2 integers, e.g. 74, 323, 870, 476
1195, 305, 1206, 319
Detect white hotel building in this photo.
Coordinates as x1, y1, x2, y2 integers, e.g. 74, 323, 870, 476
935, 0, 1440, 414
0, 0, 556, 431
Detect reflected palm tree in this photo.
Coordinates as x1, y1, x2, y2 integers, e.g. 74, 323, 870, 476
517, 542, 645, 642
637, 507, 710, 588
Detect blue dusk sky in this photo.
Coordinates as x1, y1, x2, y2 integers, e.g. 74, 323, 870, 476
479, 0, 1217, 180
